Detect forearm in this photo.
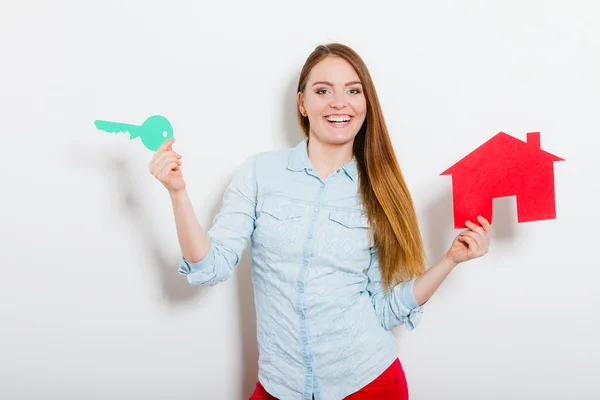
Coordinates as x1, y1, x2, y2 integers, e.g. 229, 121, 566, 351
169, 189, 210, 263
413, 253, 458, 306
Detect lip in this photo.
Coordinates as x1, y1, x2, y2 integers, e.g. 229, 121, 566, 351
324, 113, 354, 118
323, 114, 354, 128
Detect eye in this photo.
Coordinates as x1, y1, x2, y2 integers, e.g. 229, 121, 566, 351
348, 88, 362, 95
315, 88, 330, 95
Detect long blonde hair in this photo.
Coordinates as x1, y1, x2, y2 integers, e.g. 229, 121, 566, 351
296, 43, 426, 291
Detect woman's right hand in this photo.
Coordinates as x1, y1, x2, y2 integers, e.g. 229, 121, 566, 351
149, 138, 185, 193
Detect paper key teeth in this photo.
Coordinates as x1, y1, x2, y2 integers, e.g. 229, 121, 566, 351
94, 120, 129, 134
94, 120, 142, 137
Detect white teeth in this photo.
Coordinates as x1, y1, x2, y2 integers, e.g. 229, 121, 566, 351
327, 115, 351, 123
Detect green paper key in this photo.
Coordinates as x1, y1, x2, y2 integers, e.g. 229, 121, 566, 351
94, 115, 173, 151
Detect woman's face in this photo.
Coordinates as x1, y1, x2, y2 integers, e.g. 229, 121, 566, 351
298, 56, 367, 146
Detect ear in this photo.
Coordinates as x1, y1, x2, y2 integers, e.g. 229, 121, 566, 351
297, 92, 305, 116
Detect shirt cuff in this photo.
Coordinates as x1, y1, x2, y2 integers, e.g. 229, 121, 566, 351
401, 277, 424, 330
178, 243, 216, 276
402, 276, 420, 310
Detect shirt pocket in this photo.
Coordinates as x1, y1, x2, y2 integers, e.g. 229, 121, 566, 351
262, 197, 306, 220
328, 210, 369, 230
255, 196, 306, 252
322, 209, 372, 262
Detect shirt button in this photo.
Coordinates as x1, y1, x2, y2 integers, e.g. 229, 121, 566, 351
304, 340, 308, 345
308, 367, 312, 372
299, 288, 304, 293
314, 208, 319, 213
336, 169, 340, 173
301, 314, 305, 320
303, 261, 308, 266
308, 234, 313, 239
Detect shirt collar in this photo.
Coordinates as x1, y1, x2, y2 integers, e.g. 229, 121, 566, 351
287, 139, 358, 181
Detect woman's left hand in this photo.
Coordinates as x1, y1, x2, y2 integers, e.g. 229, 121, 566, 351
446, 216, 491, 264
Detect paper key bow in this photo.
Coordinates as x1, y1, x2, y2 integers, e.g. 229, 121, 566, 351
94, 115, 173, 151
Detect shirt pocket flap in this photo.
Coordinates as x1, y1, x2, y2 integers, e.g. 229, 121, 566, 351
261, 197, 305, 220
328, 210, 369, 229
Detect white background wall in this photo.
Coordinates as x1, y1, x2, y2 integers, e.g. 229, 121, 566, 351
2, 1, 599, 399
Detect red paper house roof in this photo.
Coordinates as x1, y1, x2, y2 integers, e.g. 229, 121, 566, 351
441, 132, 564, 176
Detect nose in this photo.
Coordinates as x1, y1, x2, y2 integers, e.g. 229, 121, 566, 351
329, 92, 347, 109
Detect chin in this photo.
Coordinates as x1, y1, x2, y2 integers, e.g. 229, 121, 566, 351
326, 129, 360, 144
314, 123, 357, 142
330, 135, 357, 145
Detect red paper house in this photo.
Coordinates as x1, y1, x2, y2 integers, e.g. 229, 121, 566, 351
440, 131, 564, 229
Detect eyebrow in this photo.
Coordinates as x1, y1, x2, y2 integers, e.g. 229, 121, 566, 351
312, 80, 362, 87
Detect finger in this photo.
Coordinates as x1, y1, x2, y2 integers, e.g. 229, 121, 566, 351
152, 154, 180, 176
157, 138, 175, 153
159, 160, 182, 175
151, 140, 174, 166
153, 152, 181, 169
164, 150, 182, 159
477, 216, 491, 233
166, 142, 178, 154
159, 163, 181, 180
465, 220, 485, 236
459, 234, 478, 252
155, 151, 182, 167
157, 159, 178, 176
462, 231, 488, 255
461, 230, 483, 246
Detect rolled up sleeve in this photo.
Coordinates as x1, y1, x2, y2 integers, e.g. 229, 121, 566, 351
178, 154, 257, 286
366, 247, 424, 331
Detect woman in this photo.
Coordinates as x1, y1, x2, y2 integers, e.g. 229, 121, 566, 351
149, 43, 491, 400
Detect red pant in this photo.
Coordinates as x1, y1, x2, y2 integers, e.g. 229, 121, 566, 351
249, 358, 408, 399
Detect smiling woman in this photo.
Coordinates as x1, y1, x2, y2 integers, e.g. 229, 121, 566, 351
297, 58, 367, 149
149, 42, 492, 400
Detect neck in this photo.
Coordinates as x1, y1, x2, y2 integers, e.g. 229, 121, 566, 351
306, 133, 354, 179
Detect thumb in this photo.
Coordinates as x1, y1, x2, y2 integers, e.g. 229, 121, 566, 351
166, 138, 175, 151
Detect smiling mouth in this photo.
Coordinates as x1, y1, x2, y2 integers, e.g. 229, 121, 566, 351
324, 115, 353, 127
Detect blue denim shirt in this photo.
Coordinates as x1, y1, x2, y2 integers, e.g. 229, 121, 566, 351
178, 139, 424, 400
